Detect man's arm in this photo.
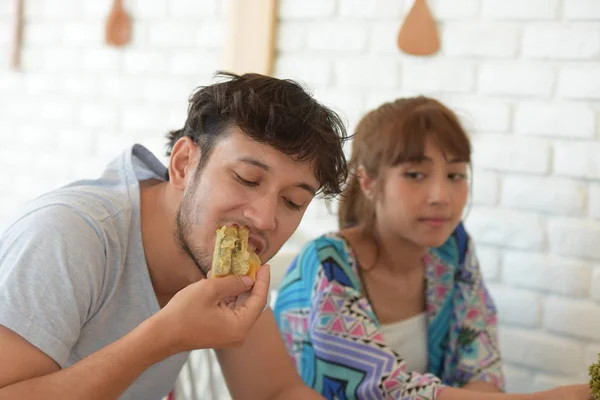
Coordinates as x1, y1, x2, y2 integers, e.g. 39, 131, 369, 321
0, 271, 271, 399
0, 317, 171, 400
216, 308, 322, 400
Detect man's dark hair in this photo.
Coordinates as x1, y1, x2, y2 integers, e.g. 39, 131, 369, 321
165, 71, 349, 198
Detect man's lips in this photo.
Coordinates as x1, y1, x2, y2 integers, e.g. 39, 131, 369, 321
248, 236, 265, 255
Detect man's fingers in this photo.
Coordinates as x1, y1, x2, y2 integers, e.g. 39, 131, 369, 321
206, 275, 254, 301
233, 264, 270, 319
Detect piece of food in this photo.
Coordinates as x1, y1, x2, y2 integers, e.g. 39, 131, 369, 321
211, 225, 261, 281
590, 353, 600, 399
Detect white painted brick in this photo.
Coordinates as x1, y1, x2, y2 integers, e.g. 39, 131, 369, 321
432, 0, 480, 20
339, 0, 404, 19
482, 0, 560, 20
307, 24, 369, 52
0, 1, 12, 16
54, 127, 94, 154
22, 73, 59, 96
499, 327, 584, 375
23, 0, 45, 18
465, 208, 545, 250
442, 23, 519, 58
196, 22, 224, 49
472, 135, 550, 174
584, 344, 600, 368
403, 60, 475, 93
94, 133, 132, 160
43, 48, 82, 71
122, 106, 170, 132
515, 102, 595, 139
503, 252, 591, 297
124, 51, 168, 74
312, 88, 365, 130
334, 58, 399, 89
148, 22, 198, 47
523, 25, 600, 60
371, 23, 399, 54
41, 0, 81, 19
589, 184, 600, 219
20, 48, 46, 72
169, 52, 220, 76
501, 176, 587, 216
474, 245, 501, 282
298, 214, 338, 240
478, 63, 555, 97
38, 99, 76, 124
129, 0, 168, 19
279, 0, 336, 19
61, 22, 103, 46
142, 79, 195, 105
0, 71, 22, 93
2, 97, 34, 120
450, 99, 511, 133
543, 296, 600, 341
100, 76, 146, 101
81, 49, 122, 73
17, 123, 56, 149
558, 66, 600, 100
277, 24, 306, 51
554, 141, 600, 179
275, 55, 333, 86
489, 285, 541, 327
169, 0, 218, 18
26, 22, 61, 46
79, 104, 118, 130
565, 0, 600, 20
548, 218, 600, 261
590, 268, 600, 302
471, 169, 499, 206
503, 365, 535, 394
532, 374, 586, 391
81, 1, 111, 18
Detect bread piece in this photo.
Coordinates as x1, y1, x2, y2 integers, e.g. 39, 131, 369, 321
211, 225, 260, 281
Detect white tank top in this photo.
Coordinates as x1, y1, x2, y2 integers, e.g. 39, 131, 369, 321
380, 313, 428, 373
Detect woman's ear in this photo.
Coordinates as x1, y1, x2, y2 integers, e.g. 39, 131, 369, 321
357, 165, 376, 201
168, 137, 201, 191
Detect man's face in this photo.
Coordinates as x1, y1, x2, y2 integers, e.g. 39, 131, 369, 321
175, 127, 319, 276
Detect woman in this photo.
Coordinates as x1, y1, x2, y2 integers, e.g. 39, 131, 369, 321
273, 97, 590, 400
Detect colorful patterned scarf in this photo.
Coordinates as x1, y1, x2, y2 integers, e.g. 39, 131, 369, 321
274, 224, 504, 400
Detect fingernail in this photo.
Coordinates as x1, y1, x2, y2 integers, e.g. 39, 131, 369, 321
242, 276, 254, 287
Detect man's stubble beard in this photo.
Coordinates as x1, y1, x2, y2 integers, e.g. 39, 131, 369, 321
175, 180, 212, 278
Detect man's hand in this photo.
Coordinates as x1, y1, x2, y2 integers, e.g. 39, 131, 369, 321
156, 264, 271, 353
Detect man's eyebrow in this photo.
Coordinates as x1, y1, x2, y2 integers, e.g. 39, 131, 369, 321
238, 156, 317, 195
297, 182, 317, 196
239, 156, 270, 171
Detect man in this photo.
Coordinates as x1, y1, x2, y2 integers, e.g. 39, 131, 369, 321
0, 72, 349, 399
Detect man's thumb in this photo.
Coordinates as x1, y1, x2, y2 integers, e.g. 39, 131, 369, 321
206, 275, 253, 301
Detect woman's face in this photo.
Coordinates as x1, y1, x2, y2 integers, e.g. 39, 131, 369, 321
366, 136, 469, 249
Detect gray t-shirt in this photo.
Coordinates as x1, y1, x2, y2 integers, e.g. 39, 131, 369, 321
0, 144, 189, 400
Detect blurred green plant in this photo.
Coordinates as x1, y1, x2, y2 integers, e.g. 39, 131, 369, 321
589, 354, 600, 400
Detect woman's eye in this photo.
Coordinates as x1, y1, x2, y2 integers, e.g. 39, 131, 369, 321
449, 173, 467, 181
235, 174, 258, 187
404, 171, 425, 180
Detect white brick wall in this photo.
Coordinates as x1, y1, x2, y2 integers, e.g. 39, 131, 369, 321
2, 0, 600, 395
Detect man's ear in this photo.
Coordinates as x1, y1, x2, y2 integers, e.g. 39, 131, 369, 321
357, 165, 376, 201
168, 137, 200, 190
